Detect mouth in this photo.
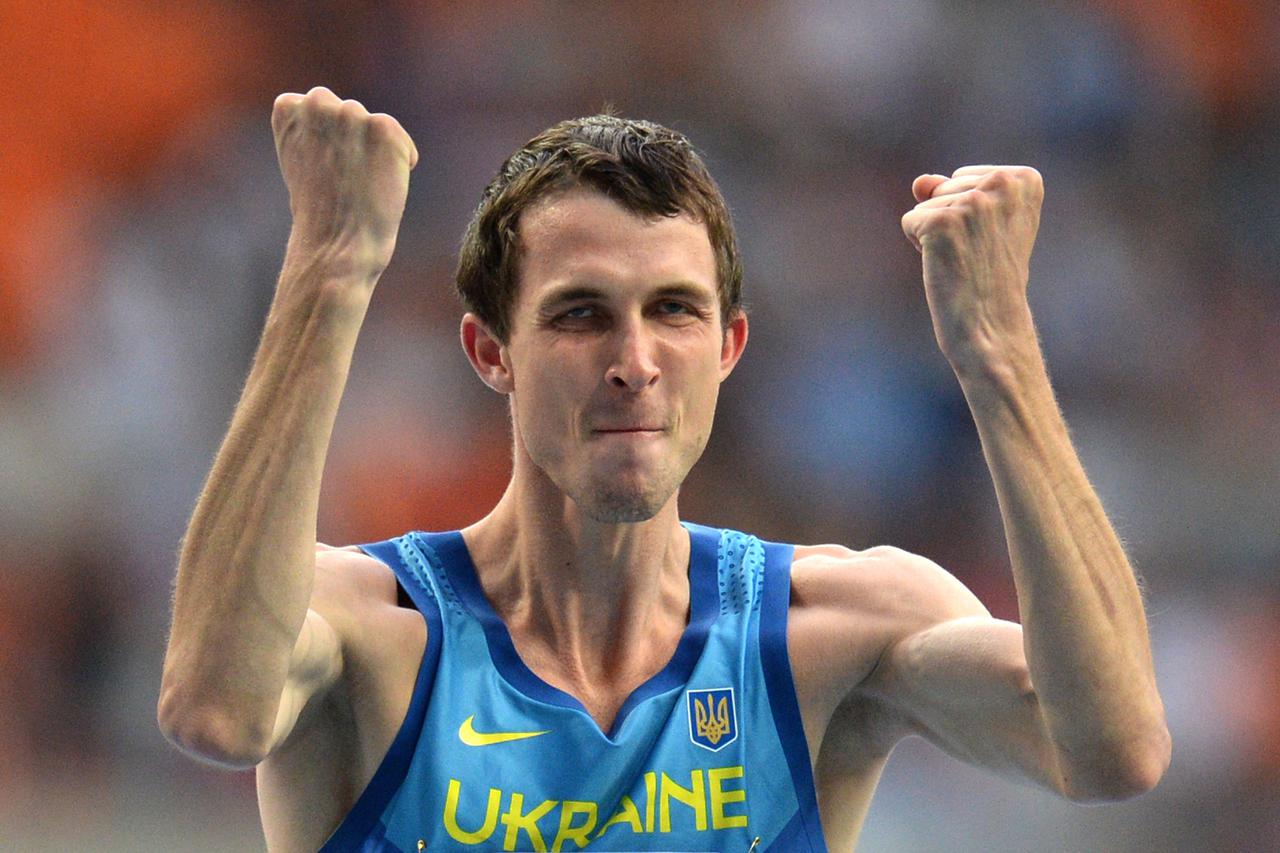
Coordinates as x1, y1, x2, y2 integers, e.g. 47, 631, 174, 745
593, 428, 663, 434
591, 426, 666, 437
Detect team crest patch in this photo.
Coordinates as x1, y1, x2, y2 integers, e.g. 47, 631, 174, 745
687, 687, 738, 752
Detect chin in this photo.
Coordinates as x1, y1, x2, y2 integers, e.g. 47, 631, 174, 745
579, 489, 667, 524
573, 472, 680, 523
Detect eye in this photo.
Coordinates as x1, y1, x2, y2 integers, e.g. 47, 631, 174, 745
547, 304, 607, 331
656, 300, 693, 315
654, 299, 710, 323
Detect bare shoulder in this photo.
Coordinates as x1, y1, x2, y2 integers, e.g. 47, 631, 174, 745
791, 544, 988, 624
309, 540, 427, 667
305, 542, 422, 685
310, 543, 401, 628
313, 542, 396, 587
787, 544, 989, 712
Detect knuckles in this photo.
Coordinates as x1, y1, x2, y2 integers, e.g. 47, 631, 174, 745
909, 165, 1043, 221
273, 89, 374, 128
978, 169, 1011, 190
305, 85, 340, 103
964, 188, 995, 212
1008, 165, 1042, 184
273, 92, 302, 111
339, 98, 370, 121
977, 165, 1043, 200
271, 90, 412, 162
903, 171, 1039, 238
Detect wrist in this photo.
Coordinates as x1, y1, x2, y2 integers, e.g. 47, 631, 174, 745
942, 305, 1041, 382
283, 226, 395, 287
949, 335, 1051, 411
272, 248, 378, 330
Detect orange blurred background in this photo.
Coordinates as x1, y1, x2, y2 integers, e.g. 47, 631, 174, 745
1, 1, 1277, 849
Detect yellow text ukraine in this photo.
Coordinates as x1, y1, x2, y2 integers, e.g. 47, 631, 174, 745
441, 766, 749, 851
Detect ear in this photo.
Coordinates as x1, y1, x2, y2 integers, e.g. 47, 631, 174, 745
718, 309, 749, 381
460, 312, 514, 394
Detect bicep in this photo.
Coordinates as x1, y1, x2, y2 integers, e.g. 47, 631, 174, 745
867, 616, 1066, 795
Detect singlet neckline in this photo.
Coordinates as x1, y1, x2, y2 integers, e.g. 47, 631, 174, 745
418, 521, 722, 741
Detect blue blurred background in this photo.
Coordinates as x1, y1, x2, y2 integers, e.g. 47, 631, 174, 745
2, 1, 1277, 850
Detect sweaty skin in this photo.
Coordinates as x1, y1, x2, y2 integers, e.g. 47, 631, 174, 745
159, 90, 1169, 853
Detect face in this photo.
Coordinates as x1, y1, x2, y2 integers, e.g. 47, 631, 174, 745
464, 188, 748, 523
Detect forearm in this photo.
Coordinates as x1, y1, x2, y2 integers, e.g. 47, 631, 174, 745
953, 330, 1169, 796
159, 251, 371, 759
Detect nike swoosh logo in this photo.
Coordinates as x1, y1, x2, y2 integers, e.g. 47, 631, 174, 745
458, 714, 551, 746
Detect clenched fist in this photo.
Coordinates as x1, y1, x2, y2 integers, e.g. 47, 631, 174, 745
901, 165, 1043, 371
272, 86, 419, 283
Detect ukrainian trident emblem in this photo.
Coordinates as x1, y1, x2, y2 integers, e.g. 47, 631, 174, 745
687, 687, 738, 751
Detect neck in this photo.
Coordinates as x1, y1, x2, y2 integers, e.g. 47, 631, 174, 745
461, 470, 691, 684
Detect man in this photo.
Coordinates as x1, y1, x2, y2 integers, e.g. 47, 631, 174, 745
158, 87, 1170, 852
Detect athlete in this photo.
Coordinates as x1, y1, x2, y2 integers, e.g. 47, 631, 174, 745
158, 87, 1170, 851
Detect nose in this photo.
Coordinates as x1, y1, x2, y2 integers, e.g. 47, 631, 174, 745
605, 318, 660, 391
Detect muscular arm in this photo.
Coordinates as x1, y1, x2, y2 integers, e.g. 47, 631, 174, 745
797, 547, 1060, 794
157, 88, 417, 767
870, 165, 1171, 800
953, 342, 1168, 799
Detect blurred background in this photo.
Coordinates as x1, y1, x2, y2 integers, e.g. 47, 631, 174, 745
2, 0, 1277, 850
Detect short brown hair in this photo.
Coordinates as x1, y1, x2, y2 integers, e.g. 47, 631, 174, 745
455, 114, 743, 343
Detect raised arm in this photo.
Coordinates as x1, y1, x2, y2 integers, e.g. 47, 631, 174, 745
157, 87, 417, 767
883, 165, 1170, 800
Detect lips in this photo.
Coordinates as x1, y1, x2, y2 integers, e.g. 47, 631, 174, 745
589, 420, 668, 437
593, 425, 665, 432
594, 427, 663, 432
588, 410, 669, 435
589, 415, 666, 432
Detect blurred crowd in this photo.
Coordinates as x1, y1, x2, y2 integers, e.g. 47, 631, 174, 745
1, 1, 1277, 850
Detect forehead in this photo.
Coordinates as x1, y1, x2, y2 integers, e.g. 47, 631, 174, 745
514, 188, 717, 305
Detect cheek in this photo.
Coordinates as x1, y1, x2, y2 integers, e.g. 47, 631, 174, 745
691, 350, 725, 396
514, 365, 580, 443
691, 387, 719, 434
676, 366, 721, 435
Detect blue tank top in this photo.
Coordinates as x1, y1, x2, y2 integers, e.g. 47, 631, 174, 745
317, 522, 828, 852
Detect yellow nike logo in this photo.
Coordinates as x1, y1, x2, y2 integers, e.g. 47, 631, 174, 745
458, 715, 550, 746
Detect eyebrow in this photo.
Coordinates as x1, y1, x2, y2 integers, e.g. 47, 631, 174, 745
535, 282, 716, 312
536, 285, 605, 311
